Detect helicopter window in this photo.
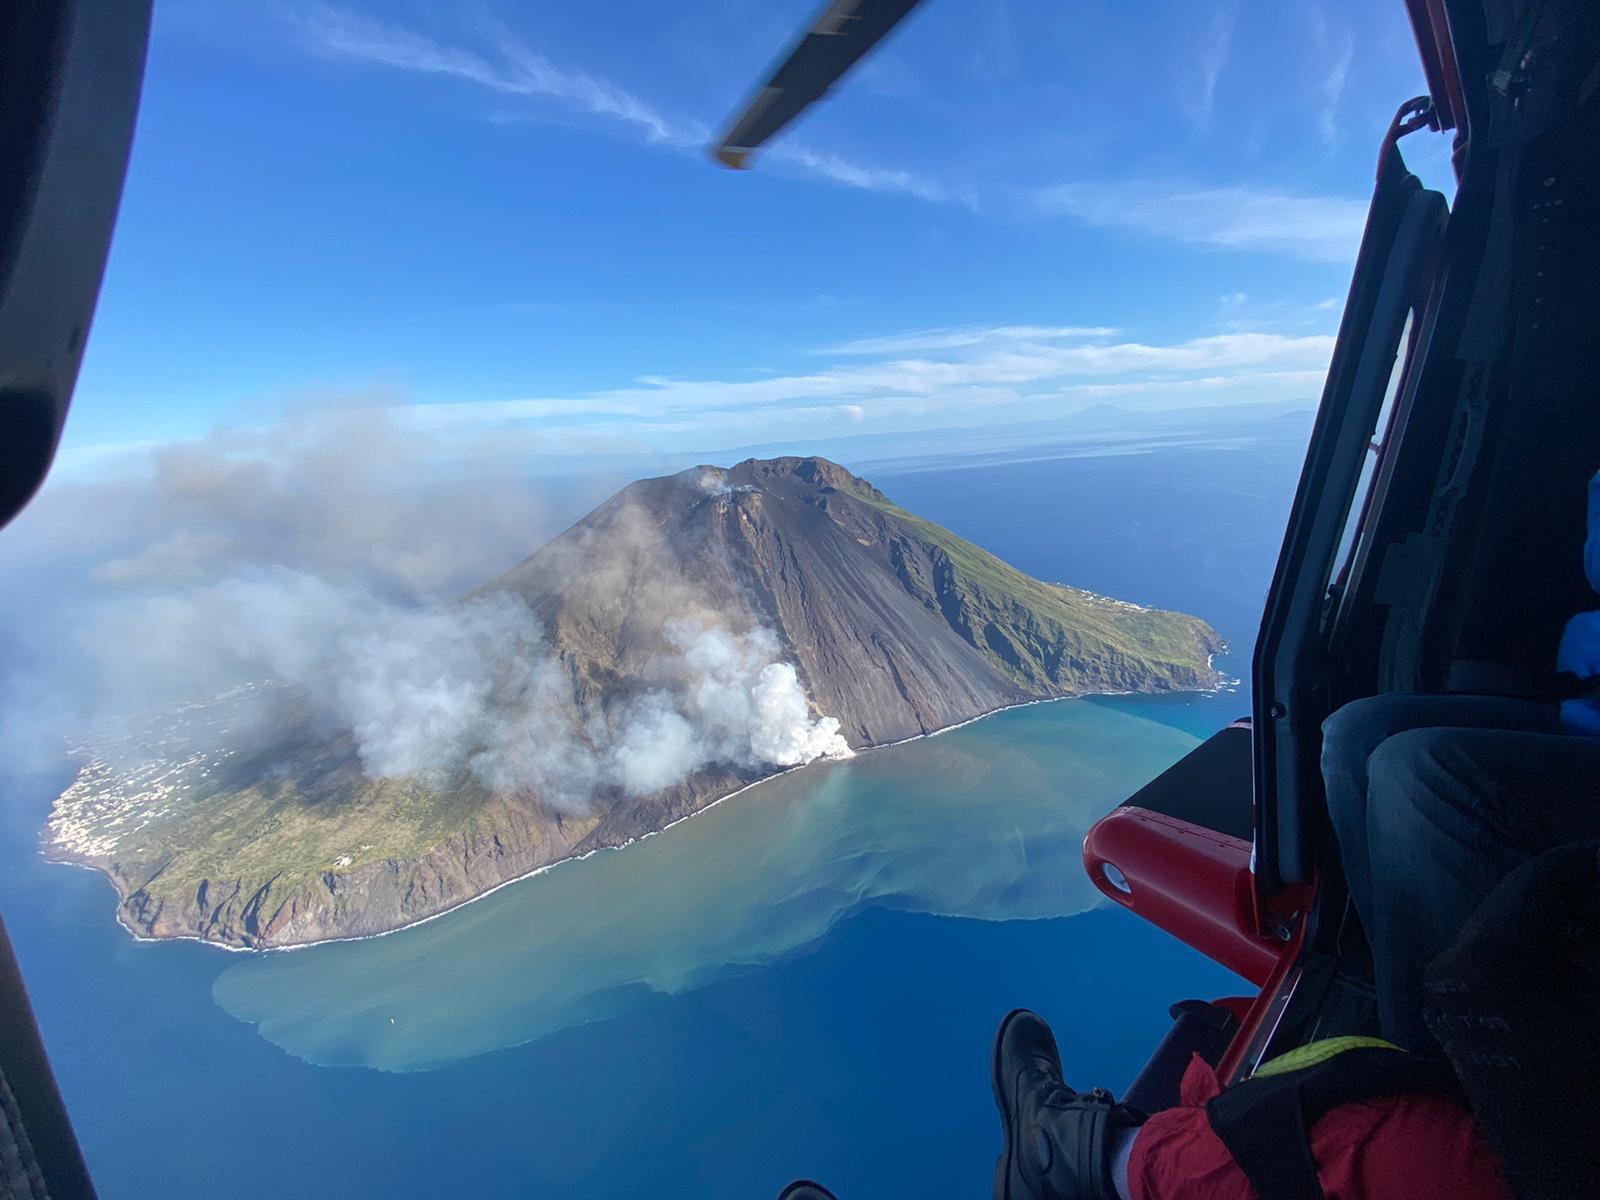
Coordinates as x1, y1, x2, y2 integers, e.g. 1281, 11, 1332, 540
1331, 308, 1419, 592
0, 1, 1514, 1197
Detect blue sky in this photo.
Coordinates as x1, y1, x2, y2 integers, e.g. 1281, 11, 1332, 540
62, 0, 1455, 467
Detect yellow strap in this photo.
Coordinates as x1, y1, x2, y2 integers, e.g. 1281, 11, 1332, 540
1253, 1036, 1403, 1078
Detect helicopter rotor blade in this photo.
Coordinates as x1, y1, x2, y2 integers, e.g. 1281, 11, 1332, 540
712, 0, 926, 169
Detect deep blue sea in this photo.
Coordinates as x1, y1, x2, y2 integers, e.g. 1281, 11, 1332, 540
0, 425, 1306, 1198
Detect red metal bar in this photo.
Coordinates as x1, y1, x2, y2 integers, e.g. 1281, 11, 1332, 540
1210, 997, 1255, 1025
1085, 807, 1319, 1082
1404, 0, 1470, 175
1404, 0, 1460, 132
1083, 807, 1287, 987
1213, 918, 1310, 1084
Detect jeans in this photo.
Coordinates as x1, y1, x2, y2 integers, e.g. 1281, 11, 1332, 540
1321, 693, 1600, 1050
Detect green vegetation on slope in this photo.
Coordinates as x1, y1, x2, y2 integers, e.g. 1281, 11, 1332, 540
850, 482, 1221, 691
120, 765, 493, 901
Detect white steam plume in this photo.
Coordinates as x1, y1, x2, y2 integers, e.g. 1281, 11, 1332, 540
607, 621, 850, 795
74, 577, 848, 809
1, 408, 849, 814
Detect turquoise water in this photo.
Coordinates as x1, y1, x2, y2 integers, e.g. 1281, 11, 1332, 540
0, 437, 1303, 1197
213, 696, 1207, 1071
0, 692, 1242, 1200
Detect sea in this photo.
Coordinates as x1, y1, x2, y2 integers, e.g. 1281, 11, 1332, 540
0, 416, 1309, 1199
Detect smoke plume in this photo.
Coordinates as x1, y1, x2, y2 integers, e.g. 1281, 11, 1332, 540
606, 621, 850, 795
1, 407, 850, 814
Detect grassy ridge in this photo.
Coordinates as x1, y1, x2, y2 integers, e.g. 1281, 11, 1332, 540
116, 770, 492, 902
851, 485, 1221, 690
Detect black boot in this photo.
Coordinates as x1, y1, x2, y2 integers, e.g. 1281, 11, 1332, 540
777, 1181, 839, 1200
991, 1009, 1141, 1200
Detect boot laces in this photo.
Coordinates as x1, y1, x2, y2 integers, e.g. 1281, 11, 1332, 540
1024, 1054, 1115, 1112
1022, 1054, 1069, 1101
1035, 1069, 1107, 1111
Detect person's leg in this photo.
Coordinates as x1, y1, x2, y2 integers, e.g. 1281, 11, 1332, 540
992, 1009, 1141, 1200
1363, 725, 1600, 1049
1320, 695, 1557, 938
1109, 1127, 1139, 1200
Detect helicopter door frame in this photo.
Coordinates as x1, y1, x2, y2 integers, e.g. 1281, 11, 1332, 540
1251, 108, 1450, 899
0, 3, 153, 1197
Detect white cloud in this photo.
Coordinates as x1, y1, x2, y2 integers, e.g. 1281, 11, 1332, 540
1207, 293, 1355, 335
1320, 43, 1354, 145
400, 329, 1334, 430
10, 410, 855, 810
1029, 181, 1367, 263
765, 143, 955, 205
48, 322, 1334, 468
1186, 2, 1237, 128
817, 325, 1120, 356
1052, 368, 1329, 402
299, 5, 698, 147
295, 5, 947, 203
1307, 4, 1356, 146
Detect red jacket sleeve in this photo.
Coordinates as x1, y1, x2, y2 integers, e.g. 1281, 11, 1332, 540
1129, 1055, 1512, 1200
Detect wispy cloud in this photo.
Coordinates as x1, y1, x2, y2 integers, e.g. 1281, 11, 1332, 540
295, 5, 948, 203
1028, 181, 1366, 263
1053, 368, 1329, 402
400, 328, 1335, 429
971, 0, 1021, 84
1185, 2, 1238, 129
1209, 293, 1351, 334
56, 325, 1334, 467
1307, 4, 1355, 145
766, 144, 957, 205
299, 5, 698, 146
816, 325, 1120, 356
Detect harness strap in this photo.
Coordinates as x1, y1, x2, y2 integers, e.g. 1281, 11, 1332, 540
1205, 1043, 1461, 1200
1207, 1074, 1324, 1200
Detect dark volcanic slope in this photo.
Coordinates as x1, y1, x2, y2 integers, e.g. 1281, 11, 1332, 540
48, 457, 1222, 948
495, 456, 1222, 747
